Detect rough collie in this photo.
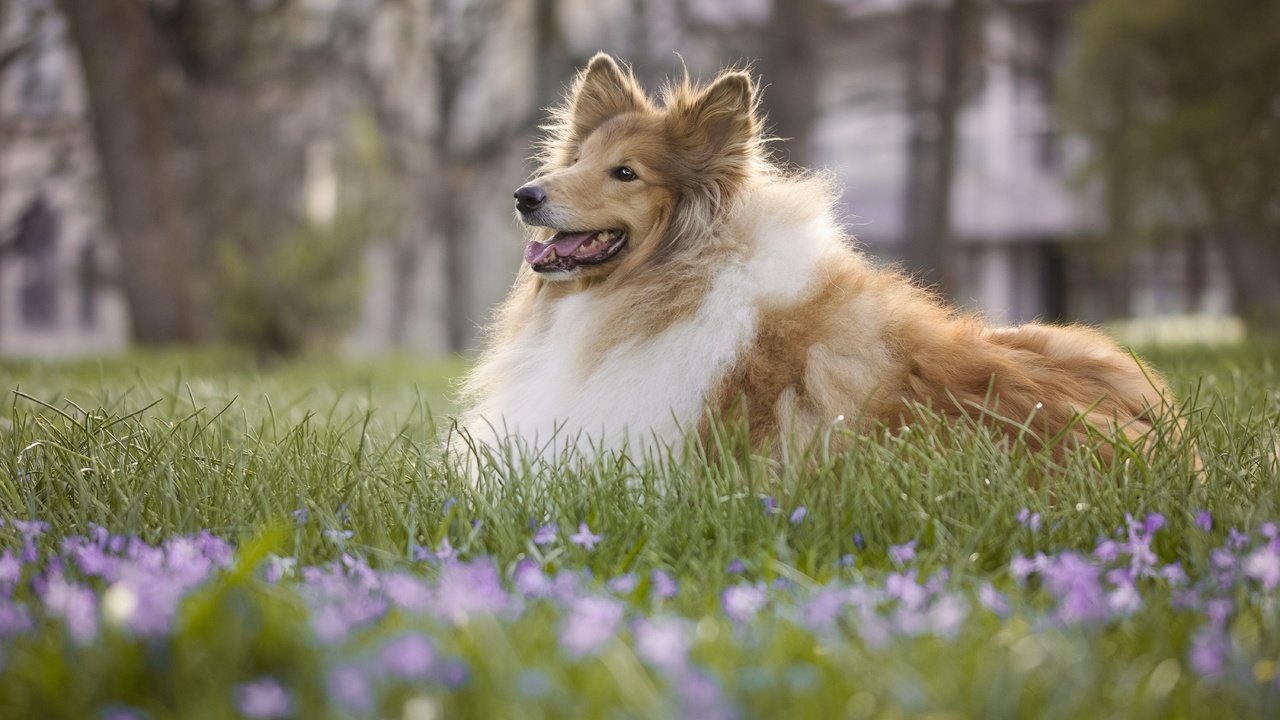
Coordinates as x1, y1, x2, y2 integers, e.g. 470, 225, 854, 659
459, 53, 1170, 463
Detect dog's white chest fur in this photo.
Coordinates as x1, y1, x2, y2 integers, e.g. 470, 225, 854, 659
470, 277, 756, 455
464, 185, 839, 457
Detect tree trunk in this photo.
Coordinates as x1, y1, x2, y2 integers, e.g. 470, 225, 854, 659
756, 0, 825, 168
57, 0, 203, 343
901, 0, 981, 299
1217, 222, 1280, 334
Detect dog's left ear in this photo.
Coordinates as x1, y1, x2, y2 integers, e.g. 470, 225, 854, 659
669, 71, 760, 161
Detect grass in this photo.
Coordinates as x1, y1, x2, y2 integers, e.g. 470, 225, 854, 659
0, 343, 1277, 719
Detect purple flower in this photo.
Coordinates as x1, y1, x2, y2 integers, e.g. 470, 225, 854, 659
1244, 546, 1280, 590
761, 496, 778, 515
978, 582, 1009, 616
633, 617, 691, 672
533, 524, 557, 545
1228, 528, 1250, 550
38, 571, 97, 644
1189, 627, 1227, 678
432, 537, 456, 563
1195, 510, 1213, 532
323, 529, 354, 544
569, 523, 604, 552
1207, 598, 1233, 626
235, 678, 293, 719
328, 664, 371, 712
0, 598, 32, 634
722, 582, 767, 623
885, 572, 927, 609
290, 508, 308, 525
852, 533, 866, 551
513, 560, 551, 597
1107, 582, 1142, 615
726, 559, 745, 574
0, 550, 21, 585
652, 570, 678, 599
559, 596, 623, 657
1017, 508, 1042, 531
1040, 553, 1107, 624
379, 634, 435, 680
383, 572, 432, 612
1142, 512, 1166, 534
607, 573, 638, 594
434, 558, 516, 623
1263, 523, 1279, 540
789, 506, 808, 524
889, 540, 917, 566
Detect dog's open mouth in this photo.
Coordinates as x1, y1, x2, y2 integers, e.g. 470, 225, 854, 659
525, 230, 627, 273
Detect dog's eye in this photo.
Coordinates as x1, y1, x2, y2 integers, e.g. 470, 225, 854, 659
611, 166, 638, 182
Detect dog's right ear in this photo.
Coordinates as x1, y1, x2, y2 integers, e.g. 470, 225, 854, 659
566, 54, 648, 142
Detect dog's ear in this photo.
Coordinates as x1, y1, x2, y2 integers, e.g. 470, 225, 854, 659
668, 70, 760, 161
567, 54, 648, 141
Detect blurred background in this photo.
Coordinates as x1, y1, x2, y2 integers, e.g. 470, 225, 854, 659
0, 0, 1274, 359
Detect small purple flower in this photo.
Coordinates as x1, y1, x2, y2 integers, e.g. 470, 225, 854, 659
569, 523, 603, 552
39, 571, 97, 644
1207, 598, 1233, 626
1243, 546, 1280, 590
235, 678, 293, 719
839, 554, 856, 568
652, 570, 678, 599
852, 532, 865, 551
1195, 510, 1213, 532
634, 617, 691, 672
328, 664, 372, 712
533, 524, 557, 545
889, 540, 917, 566
761, 496, 778, 515
722, 582, 767, 622
726, 558, 745, 574
323, 529, 354, 545
1228, 528, 1249, 550
433, 537, 457, 563
383, 572, 432, 612
1189, 627, 1227, 678
1263, 523, 1279, 540
0, 550, 21, 585
513, 560, 551, 597
0, 598, 32, 634
607, 573, 638, 594
789, 506, 808, 524
434, 559, 516, 623
442, 497, 458, 514
290, 508, 308, 525
1017, 508, 1042, 532
379, 634, 435, 680
560, 596, 624, 657
1107, 582, 1142, 615
978, 582, 1009, 616
1142, 512, 1166, 534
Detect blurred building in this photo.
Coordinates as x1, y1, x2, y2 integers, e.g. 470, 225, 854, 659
0, 0, 1234, 358
0, 0, 126, 356
817, 0, 1232, 324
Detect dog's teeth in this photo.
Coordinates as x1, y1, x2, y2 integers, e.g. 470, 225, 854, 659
596, 231, 609, 242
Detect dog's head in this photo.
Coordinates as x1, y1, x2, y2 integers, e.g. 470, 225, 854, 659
514, 54, 763, 282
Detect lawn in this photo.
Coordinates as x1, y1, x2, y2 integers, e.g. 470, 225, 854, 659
0, 343, 1277, 719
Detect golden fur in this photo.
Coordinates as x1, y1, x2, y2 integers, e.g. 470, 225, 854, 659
460, 54, 1172, 462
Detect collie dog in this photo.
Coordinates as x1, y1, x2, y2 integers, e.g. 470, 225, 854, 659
460, 54, 1170, 463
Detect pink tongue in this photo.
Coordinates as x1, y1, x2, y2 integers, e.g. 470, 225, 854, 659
525, 231, 596, 264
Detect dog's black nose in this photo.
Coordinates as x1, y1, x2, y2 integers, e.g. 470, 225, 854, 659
514, 185, 546, 214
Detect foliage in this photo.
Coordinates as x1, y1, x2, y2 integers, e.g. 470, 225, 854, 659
1060, 0, 1280, 330
0, 347, 1277, 718
216, 213, 370, 359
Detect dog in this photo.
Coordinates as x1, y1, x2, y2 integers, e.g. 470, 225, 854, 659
459, 53, 1171, 464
